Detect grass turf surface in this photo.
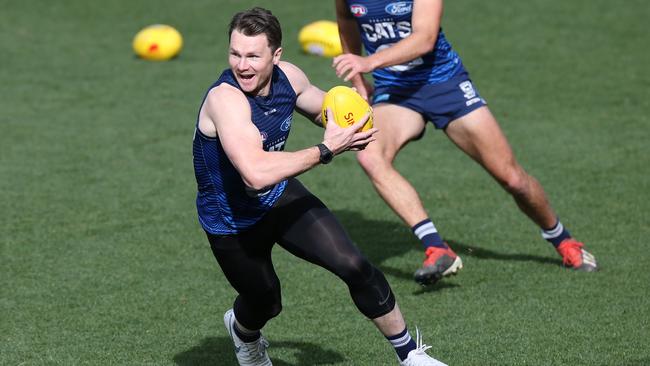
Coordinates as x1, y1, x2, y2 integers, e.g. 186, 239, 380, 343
2, 0, 649, 365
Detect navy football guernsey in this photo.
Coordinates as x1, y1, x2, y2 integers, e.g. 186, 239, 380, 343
193, 66, 297, 235
345, 0, 465, 88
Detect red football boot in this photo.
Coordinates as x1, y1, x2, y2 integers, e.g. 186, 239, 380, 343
414, 245, 463, 285
556, 239, 598, 272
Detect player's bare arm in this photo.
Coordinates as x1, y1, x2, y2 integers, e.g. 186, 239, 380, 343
203, 84, 321, 190
333, 0, 443, 81
203, 83, 374, 190
334, 0, 374, 99
335, 0, 365, 57
279, 61, 326, 126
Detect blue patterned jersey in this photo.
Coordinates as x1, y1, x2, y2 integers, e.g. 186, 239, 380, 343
345, 0, 465, 88
193, 66, 297, 235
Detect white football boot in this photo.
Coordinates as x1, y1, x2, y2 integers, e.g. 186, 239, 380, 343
399, 328, 448, 366
224, 309, 272, 366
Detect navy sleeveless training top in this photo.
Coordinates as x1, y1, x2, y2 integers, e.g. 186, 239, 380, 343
193, 66, 297, 234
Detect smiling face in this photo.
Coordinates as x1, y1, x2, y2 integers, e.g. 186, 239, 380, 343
228, 30, 282, 96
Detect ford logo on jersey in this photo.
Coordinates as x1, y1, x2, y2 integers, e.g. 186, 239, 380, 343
385, 1, 412, 15
350, 4, 368, 17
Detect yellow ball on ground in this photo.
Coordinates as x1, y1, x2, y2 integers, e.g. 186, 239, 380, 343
321, 86, 373, 132
298, 20, 342, 58
132, 24, 183, 61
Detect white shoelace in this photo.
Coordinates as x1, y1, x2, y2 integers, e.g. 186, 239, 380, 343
239, 337, 270, 364
413, 327, 433, 356
401, 327, 440, 366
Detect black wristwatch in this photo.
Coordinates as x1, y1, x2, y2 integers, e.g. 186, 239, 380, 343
316, 143, 333, 164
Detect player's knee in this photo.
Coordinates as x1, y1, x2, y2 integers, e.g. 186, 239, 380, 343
356, 149, 389, 178
356, 148, 376, 173
337, 255, 374, 284
498, 166, 529, 196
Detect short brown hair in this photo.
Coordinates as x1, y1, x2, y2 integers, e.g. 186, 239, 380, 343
228, 7, 282, 51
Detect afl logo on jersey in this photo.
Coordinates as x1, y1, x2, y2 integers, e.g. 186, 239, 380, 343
385, 1, 412, 15
280, 116, 292, 132
260, 131, 268, 142
350, 4, 368, 17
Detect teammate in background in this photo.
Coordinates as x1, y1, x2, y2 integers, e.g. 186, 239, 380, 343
332, 0, 598, 285
193, 7, 447, 365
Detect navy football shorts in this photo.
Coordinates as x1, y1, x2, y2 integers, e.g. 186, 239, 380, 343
372, 71, 487, 129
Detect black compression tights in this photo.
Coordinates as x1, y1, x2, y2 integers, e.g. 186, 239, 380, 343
207, 178, 395, 331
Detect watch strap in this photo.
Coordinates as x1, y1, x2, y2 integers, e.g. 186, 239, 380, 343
316, 143, 333, 164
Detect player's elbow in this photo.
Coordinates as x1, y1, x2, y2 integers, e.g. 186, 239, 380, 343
418, 39, 436, 54
241, 172, 270, 191
414, 33, 437, 54
240, 168, 277, 191
421, 43, 435, 54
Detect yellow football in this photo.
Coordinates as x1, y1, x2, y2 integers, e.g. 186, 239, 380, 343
321, 86, 373, 132
132, 24, 183, 61
298, 20, 342, 58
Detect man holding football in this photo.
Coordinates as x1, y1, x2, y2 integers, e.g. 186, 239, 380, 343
193, 7, 447, 365
332, 0, 598, 285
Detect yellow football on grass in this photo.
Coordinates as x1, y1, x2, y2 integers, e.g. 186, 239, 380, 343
132, 24, 183, 61
321, 86, 373, 132
298, 20, 342, 57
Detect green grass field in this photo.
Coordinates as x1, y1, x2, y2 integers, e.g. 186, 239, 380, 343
2, 0, 649, 365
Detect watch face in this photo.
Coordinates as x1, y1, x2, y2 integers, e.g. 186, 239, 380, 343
318, 144, 333, 164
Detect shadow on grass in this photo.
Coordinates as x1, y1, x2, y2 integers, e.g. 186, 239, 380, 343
413, 281, 462, 295
173, 337, 345, 366
332, 209, 561, 280
447, 239, 559, 267
332, 209, 415, 269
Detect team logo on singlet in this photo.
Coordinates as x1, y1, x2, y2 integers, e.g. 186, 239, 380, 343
385, 1, 412, 15
350, 4, 368, 17
260, 131, 268, 142
280, 116, 292, 131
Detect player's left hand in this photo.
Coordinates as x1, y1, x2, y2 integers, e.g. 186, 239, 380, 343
322, 108, 377, 155
333, 54, 373, 82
